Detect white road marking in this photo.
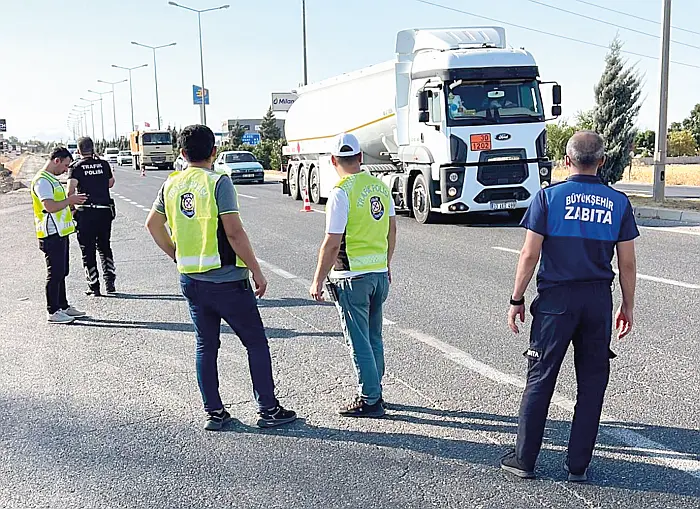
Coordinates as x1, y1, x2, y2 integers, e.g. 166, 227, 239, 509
640, 225, 700, 237
491, 247, 700, 290
237, 193, 259, 200
255, 256, 700, 480
383, 318, 397, 325
259, 260, 297, 279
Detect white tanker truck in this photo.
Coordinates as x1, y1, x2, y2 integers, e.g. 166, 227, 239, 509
282, 27, 562, 224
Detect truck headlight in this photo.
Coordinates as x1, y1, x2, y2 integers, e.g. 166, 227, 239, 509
541, 181, 549, 188
447, 187, 458, 198
539, 167, 549, 176
449, 172, 459, 183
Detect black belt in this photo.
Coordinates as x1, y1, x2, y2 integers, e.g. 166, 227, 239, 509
76, 204, 111, 209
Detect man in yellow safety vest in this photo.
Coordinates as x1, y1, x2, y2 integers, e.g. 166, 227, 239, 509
31, 147, 88, 324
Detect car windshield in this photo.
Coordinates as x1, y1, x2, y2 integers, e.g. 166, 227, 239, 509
118, 151, 130, 156
67, 143, 77, 150
106, 149, 119, 154
225, 153, 257, 164
142, 132, 172, 145
446, 80, 543, 125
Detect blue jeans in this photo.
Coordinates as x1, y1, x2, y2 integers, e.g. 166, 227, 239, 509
334, 272, 390, 405
180, 275, 278, 413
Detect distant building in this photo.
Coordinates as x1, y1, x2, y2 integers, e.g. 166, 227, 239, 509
221, 118, 286, 142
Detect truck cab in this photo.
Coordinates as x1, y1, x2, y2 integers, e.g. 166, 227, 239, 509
129, 130, 175, 171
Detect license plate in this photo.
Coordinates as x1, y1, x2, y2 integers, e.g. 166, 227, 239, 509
243, 173, 254, 178
490, 200, 517, 210
152, 157, 165, 163
470, 133, 492, 151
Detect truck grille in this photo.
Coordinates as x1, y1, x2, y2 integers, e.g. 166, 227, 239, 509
477, 149, 528, 186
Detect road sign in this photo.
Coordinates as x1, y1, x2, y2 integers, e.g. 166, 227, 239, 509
0, 119, 6, 132
242, 133, 261, 146
192, 86, 210, 105
272, 93, 297, 112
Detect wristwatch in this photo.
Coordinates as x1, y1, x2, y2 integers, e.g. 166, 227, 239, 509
510, 296, 525, 306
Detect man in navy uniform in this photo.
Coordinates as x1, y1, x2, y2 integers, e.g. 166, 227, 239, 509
501, 131, 638, 481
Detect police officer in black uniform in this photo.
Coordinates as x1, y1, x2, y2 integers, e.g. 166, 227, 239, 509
501, 131, 638, 482
68, 137, 117, 295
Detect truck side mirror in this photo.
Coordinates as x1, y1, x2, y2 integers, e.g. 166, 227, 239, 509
552, 84, 562, 106
552, 105, 562, 117
419, 111, 430, 123
418, 90, 429, 112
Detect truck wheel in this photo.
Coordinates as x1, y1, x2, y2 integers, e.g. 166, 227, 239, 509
289, 166, 301, 200
411, 173, 436, 224
309, 166, 324, 204
298, 166, 309, 200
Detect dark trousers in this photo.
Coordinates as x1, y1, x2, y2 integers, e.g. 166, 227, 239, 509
179, 275, 278, 413
515, 283, 614, 474
38, 234, 70, 314
75, 208, 115, 289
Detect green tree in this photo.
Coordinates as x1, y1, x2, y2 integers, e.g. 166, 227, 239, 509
545, 121, 575, 161
669, 121, 683, 132
574, 110, 595, 131
680, 103, 700, 145
253, 139, 285, 170
260, 107, 282, 141
667, 130, 698, 157
592, 37, 643, 185
634, 130, 655, 156
229, 122, 246, 149
171, 127, 179, 151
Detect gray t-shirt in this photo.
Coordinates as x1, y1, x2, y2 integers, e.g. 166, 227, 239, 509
153, 171, 249, 283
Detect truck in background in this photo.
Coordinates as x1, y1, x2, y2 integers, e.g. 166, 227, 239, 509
129, 130, 175, 171
66, 140, 79, 160
282, 27, 561, 224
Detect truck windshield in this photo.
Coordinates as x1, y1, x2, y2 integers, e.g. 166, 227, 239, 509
142, 133, 172, 145
446, 80, 543, 125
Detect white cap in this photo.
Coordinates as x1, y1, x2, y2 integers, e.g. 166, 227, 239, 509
330, 132, 361, 157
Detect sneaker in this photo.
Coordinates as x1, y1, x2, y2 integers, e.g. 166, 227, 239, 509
105, 282, 116, 294
204, 409, 232, 431
500, 450, 535, 479
257, 405, 298, 428
62, 306, 87, 318
47, 310, 75, 324
564, 462, 588, 482
85, 286, 102, 297
339, 397, 385, 418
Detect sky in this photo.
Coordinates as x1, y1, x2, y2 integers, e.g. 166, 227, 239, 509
1, 0, 699, 142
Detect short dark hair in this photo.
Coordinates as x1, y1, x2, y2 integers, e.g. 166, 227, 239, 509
78, 136, 94, 154
180, 125, 215, 163
336, 153, 362, 166
50, 146, 72, 161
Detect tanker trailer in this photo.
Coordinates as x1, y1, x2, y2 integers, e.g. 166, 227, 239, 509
283, 27, 561, 224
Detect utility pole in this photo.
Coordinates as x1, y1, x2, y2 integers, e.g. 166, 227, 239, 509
302, 0, 308, 85
653, 0, 672, 203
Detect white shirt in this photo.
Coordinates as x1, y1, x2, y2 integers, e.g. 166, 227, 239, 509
33, 177, 61, 236
325, 186, 395, 278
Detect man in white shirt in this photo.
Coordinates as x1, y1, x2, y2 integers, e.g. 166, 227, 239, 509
310, 133, 397, 418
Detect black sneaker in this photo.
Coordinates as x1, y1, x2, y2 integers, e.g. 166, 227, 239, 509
204, 409, 232, 431
85, 285, 101, 297
257, 405, 297, 428
500, 450, 535, 479
339, 397, 385, 418
105, 282, 116, 294
564, 462, 588, 482
378, 398, 388, 410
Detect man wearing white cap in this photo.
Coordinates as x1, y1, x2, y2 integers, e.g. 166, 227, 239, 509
310, 133, 397, 418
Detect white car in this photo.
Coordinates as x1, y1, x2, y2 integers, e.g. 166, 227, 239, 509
116, 150, 133, 166
214, 151, 264, 184
104, 147, 120, 163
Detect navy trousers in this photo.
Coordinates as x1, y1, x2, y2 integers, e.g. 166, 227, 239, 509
515, 282, 614, 473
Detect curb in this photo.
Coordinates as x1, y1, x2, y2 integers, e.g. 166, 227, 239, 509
634, 206, 700, 223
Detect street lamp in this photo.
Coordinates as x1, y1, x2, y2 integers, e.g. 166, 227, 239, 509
111, 64, 148, 131
97, 79, 127, 140
68, 113, 83, 137
302, 0, 308, 85
73, 106, 89, 136
168, 1, 230, 125
88, 89, 113, 144
80, 97, 99, 140
131, 41, 177, 130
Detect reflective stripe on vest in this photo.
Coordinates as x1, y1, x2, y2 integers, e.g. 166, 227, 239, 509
31, 170, 75, 239
163, 167, 246, 274
335, 172, 390, 272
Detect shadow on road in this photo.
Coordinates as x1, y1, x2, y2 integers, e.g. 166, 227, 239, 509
258, 297, 333, 309
108, 293, 185, 302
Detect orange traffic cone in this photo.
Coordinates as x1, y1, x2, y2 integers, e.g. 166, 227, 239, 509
301, 187, 312, 212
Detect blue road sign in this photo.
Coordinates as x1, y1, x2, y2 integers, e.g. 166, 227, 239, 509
242, 133, 261, 146
192, 85, 210, 105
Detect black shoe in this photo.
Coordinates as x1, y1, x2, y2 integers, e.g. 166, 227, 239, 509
257, 405, 297, 428
378, 398, 388, 410
85, 286, 102, 297
204, 409, 232, 431
339, 397, 385, 418
564, 462, 588, 482
105, 282, 116, 294
500, 450, 535, 479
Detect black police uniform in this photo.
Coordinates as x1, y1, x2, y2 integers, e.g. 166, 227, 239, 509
515, 174, 639, 475
68, 155, 116, 294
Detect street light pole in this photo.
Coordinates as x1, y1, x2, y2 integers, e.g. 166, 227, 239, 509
88, 89, 112, 143
131, 42, 177, 130
169, 2, 230, 126
112, 64, 148, 132
302, 0, 308, 85
98, 79, 127, 141
653, 0, 672, 203
80, 98, 99, 140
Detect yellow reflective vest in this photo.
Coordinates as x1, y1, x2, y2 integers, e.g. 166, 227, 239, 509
30, 170, 76, 239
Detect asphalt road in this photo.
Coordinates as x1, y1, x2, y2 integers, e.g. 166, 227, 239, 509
614, 182, 700, 198
1, 159, 698, 508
